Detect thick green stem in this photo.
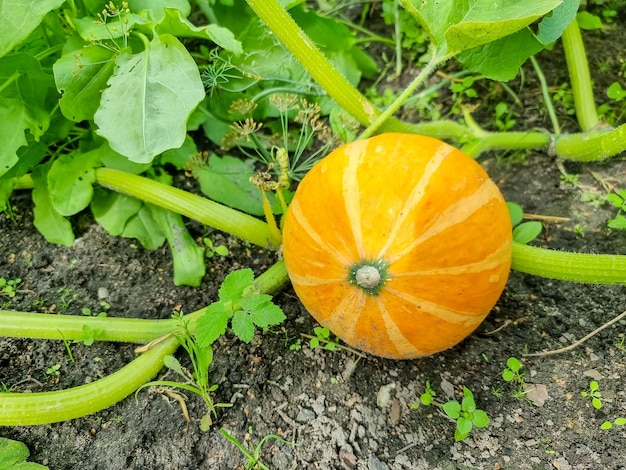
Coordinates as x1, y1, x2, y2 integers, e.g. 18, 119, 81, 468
554, 123, 626, 161
561, 19, 599, 131
0, 336, 179, 426
244, 0, 413, 134
0, 260, 289, 343
461, 131, 552, 157
511, 242, 626, 284
95, 167, 279, 248
0, 260, 289, 425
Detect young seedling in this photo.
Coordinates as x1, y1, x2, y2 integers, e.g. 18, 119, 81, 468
601, 417, 626, 430
580, 380, 603, 410
409, 381, 436, 409
442, 387, 490, 442
221, 428, 297, 470
0, 278, 22, 298
501, 357, 529, 400
411, 382, 489, 441
606, 188, 626, 230
45, 364, 61, 377
137, 313, 231, 431
202, 237, 229, 258
301, 327, 366, 359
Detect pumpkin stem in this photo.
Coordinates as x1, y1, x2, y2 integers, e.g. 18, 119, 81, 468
355, 266, 381, 289
348, 259, 390, 296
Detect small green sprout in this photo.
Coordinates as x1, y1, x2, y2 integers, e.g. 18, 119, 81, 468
502, 357, 523, 383
581, 380, 603, 410
606, 188, 626, 230
506, 202, 542, 244
45, 364, 61, 377
203, 237, 229, 258
601, 417, 626, 430
410, 382, 489, 441
309, 326, 339, 351
0, 277, 22, 298
221, 428, 298, 470
442, 387, 490, 442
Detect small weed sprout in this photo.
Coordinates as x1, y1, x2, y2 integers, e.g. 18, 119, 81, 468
137, 312, 232, 431
601, 417, 626, 430
202, 238, 229, 258
0, 278, 21, 298
580, 380, 603, 410
221, 428, 298, 470
502, 357, 529, 400
410, 382, 489, 441
301, 326, 366, 359
46, 363, 61, 377
606, 188, 626, 230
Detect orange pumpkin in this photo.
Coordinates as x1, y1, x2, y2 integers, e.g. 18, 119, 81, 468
281, 133, 512, 359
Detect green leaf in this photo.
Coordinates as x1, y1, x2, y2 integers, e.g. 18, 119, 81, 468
608, 215, 626, 230
91, 189, 143, 236
400, 0, 561, 56
218, 269, 254, 303
31, 164, 74, 247
121, 204, 166, 250
242, 295, 286, 328
592, 397, 603, 410
506, 202, 524, 226
232, 310, 255, 343
443, 401, 461, 419
47, 149, 100, 216
472, 409, 490, 428
513, 221, 543, 244
576, 11, 604, 31
0, 54, 52, 175
456, 28, 543, 81
196, 155, 266, 216
506, 356, 521, 371
607, 82, 626, 101
606, 192, 625, 209
420, 392, 432, 406
614, 417, 626, 426
155, 8, 242, 55
536, 0, 580, 45
0, 437, 48, 469
160, 135, 198, 169
196, 303, 232, 347
600, 421, 613, 430
148, 204, 205, 286
461, 387, 476, 412
94, 33, 204, 163
0, 0, 65, 58
163, 355, 186, 378
130, 0, 192, 20
502, 369, 515, 382
456, 416, 473, 436
53, 42, 117, 122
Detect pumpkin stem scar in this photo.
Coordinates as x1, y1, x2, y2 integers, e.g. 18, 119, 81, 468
348, 259, 390, 296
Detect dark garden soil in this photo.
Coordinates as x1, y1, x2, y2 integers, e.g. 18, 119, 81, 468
2, 9, 626, 470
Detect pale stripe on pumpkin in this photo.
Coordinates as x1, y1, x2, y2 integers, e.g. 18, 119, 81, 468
287, 197, 353, 267
377, 143, 453, 260
375, 296, 425, 357
383, 287, 488, 325
287, 271, 346, 286
341, 140, 369, 259
392, 240, 511, 278
387, 179, 499, 264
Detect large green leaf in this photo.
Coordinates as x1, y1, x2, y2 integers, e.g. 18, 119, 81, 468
456, 28, 543, 81
0, 54, 52, 176
91, 189, 143, 236
94, 33, 204, 163
155, 8, 242, 55
0, 437, 48, 469
54, 43, 116, 122
32, 163, 75, 247
400, 0, 562, 56
0, 0, 65, 58
47, 148, 101, 216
